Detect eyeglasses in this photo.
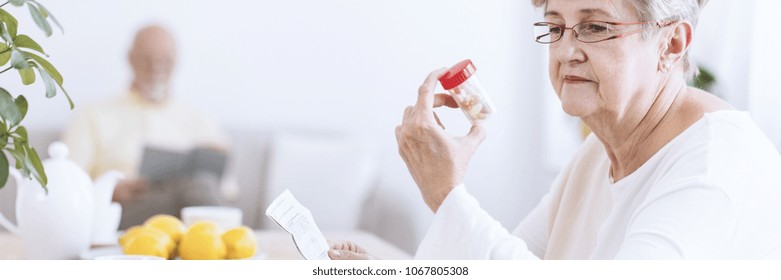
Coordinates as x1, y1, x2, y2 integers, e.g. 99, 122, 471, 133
533, 20, 674, 44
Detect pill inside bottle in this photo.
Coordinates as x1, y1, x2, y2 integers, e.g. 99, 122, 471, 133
438, 59, 496, 124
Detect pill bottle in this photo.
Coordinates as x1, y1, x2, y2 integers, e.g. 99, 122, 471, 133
438, 59, 496, 124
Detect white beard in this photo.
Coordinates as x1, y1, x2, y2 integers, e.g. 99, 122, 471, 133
146, 82, 169, 103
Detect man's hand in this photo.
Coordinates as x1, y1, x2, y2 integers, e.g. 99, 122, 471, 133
112, 177, 150, 205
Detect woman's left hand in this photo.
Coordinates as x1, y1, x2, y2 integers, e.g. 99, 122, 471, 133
396, 68, 487, 213
328, 240, 377, 260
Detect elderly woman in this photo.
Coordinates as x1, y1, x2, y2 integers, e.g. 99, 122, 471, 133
330, 0, 781, 259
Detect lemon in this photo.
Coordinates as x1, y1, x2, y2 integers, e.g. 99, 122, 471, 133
222, 226, 257, 259
144, 214, 186, 244
179, 229, 226, 260
121, 227, 174, 259
186, 220, 221, 234
118, 226, 145, 247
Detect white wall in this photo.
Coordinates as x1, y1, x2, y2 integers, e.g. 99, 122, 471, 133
747, 0, 781, 151
0, 0, 555, 245
691, 0, 781, 150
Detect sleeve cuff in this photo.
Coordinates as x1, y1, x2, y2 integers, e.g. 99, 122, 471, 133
414, 184, 538, 259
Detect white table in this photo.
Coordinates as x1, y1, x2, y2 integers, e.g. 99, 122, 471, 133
0, 230, 411, 260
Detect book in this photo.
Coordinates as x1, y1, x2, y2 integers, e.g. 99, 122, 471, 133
138, 146, 228, 183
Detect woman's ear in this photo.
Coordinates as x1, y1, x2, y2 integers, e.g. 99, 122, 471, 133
661, 20, 694, 64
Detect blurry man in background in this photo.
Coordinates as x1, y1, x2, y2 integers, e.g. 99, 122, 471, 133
63, 25, 230, 229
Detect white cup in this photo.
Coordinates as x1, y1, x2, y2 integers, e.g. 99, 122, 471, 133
92, 202, 122, 245
181, 206, 243, 231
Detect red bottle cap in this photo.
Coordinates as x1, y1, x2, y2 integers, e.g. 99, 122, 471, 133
439, 59, 476, 90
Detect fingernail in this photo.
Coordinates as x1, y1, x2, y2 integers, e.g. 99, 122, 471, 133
331, 250, 340, 258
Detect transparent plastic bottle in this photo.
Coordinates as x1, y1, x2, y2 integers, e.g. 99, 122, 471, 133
438, 59, 496, 124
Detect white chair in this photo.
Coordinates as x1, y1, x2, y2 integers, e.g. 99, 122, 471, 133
261, 132, 378, 231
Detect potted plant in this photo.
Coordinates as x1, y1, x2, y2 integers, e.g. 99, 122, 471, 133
0, 0, 69, 192
691, 65, 716, 92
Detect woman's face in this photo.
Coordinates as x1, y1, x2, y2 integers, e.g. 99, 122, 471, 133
546, 0, 663, 120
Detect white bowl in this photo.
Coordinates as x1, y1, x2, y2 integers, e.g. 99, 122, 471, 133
95, 254, 165, 260
181, 206, 243, 230
79, 246, 123, 260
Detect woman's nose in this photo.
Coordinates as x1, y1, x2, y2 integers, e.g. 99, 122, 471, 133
553, 31, 587, 66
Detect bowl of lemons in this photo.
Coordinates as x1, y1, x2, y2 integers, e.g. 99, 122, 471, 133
112, 214, 260, 260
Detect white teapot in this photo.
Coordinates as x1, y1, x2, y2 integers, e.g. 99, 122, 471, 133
0, 142, 123, 259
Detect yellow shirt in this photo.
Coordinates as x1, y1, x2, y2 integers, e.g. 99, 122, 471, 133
62, 91, 228, 179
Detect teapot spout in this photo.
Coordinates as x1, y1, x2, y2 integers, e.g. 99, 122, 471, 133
94, 170, 124, 205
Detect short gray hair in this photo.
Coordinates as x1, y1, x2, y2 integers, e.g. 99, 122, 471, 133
532, 0, 708, 80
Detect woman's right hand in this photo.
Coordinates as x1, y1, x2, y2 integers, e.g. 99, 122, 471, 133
395, 68, 487, 213
328, 240, 376, 260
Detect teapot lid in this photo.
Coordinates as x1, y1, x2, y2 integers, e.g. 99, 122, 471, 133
43, 142, 92, 191
49, 142, 69, 159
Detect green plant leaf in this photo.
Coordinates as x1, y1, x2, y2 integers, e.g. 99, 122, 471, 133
0, 87, 21, 126
30, 1, 62, 34
0, 151, 8, 190
60, 86, 73, 109
10, 49, 27, 69
22, 51, 59, 84
28, 4, 51, 37
8, 139, 37, 187
9, 0, 28, 7
0, 22, 12, 43
9, 134, 48, 189
24, 51, 72, 108
0, 9, 19, 39
14, 94, 27, 120
0, 128, 8, 147
11, 132, 24, 144
0, 118, 6, 142
27, 146, 46, 188
0, 118, 7, 141
10, 138, 25, 171
13, 125, 27, 139
18, 66, 35, 85
13, 34, 45, 54
0, 46, 11, 66
11, 132, 25, 146
35, 66, 55, 98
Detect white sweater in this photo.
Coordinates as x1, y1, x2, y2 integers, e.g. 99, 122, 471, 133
415, 111, 781, 259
